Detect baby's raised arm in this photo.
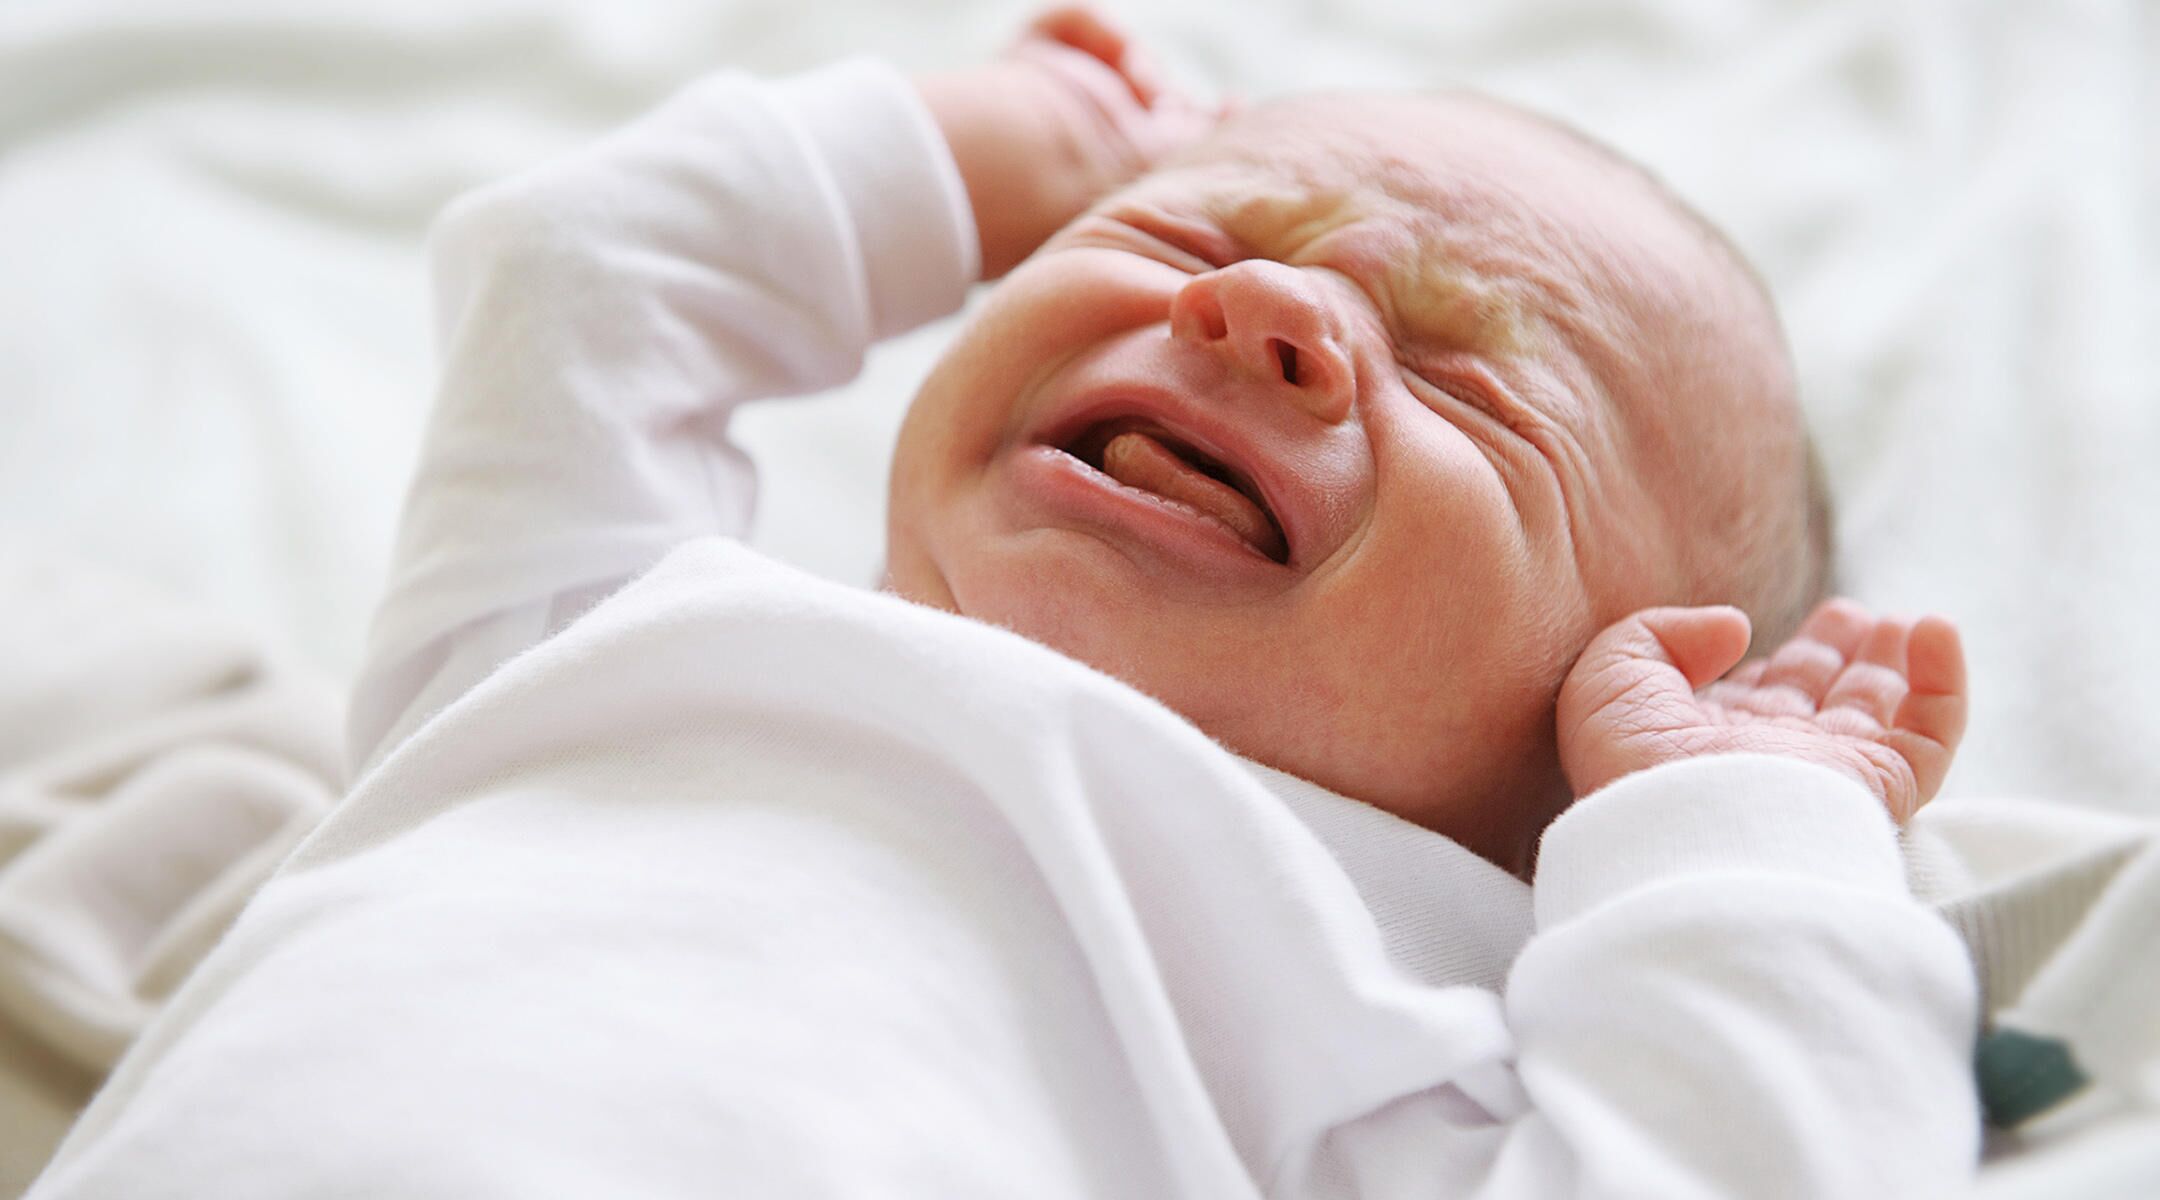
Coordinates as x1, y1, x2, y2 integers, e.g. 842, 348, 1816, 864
347, 61, 967, 773
1441, 600, 1979, 1194
348, 12, 1212, 776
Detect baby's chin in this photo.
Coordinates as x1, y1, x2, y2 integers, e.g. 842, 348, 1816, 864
890, 524, 1248, 700
876, 514, 975, 616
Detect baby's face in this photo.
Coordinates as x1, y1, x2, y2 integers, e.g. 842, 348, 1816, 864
886, 94, 1779, 867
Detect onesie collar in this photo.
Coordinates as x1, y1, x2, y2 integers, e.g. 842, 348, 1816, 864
1240, 759, 1535, 993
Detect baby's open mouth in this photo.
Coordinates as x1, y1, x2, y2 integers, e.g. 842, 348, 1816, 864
1059, 418, 1288, 563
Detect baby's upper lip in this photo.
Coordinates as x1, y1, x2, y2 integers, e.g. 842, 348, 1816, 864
1030, 382, 1317, 568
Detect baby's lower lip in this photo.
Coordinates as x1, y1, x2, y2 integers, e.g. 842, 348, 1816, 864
1004, 444, 1288, 582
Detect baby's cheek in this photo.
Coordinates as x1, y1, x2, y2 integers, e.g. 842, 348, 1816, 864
905, 325, 1025, 456
885, 344, 1011, 605
1347, 449, 1574, 694
1368, 436, 1526, 589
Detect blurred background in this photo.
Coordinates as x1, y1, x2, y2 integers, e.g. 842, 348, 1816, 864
0, 0, 2153, 810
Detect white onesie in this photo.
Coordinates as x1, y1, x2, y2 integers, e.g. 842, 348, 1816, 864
29, 59, 1979, 1199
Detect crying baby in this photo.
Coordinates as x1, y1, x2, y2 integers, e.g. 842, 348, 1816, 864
51, 8, 1980, 1197
885, 18, 1954, 875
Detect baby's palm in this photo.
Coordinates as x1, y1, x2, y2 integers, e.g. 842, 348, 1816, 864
1557, 600, 1968, 822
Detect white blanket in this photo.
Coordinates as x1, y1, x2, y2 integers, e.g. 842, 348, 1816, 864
0, 543, 338, 1195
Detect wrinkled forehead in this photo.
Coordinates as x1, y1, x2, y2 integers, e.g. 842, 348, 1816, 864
1137, 93, 1711, 367
1190, 91, 1619, 212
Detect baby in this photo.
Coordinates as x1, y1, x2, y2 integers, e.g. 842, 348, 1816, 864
30, 9, 1983, 1198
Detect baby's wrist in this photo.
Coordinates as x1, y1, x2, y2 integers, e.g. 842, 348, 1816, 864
915, 65, 1095, 280
1537, 754, 1907, 919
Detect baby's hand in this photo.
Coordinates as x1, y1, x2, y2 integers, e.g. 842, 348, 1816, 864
1556, 600, 1968, 822
918, 7, 1220, 278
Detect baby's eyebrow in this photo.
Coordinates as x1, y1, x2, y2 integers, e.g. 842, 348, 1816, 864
1213, 186, 1362, 258
1192, 170, 1545, 358
1235, 182, 1537, 351
1383, 247, 1538, 357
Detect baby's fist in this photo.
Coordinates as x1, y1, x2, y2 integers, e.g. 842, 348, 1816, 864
1556, 600, 1969, 822
919, 7, 1219, 278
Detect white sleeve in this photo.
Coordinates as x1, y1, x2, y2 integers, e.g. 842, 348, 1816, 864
347, 59, 977, 777
1459, 755, 1981, 1197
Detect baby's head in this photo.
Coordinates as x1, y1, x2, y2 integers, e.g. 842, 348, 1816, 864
885, 90, 1830, 869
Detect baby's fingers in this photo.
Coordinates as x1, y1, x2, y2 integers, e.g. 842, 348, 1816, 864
1886, 616, 1968, 805
1024, 6, 1161, 105
1716, 599, 1872, 715
1794, 598, 1875, 662
1024, 6, 1129, 66
1755, 637, 1844, 703
1821, 615, 1915, 724
1903, 614, 1966, 701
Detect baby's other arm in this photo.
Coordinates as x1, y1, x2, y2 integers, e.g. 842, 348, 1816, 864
1465, 602, 1978, 1195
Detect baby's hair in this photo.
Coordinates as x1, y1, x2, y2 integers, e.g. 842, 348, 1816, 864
1585, 134, 1837, 643
1671, 200, 1837, 649
1786, 434, 1839, 638
1469, 94, 1837, 645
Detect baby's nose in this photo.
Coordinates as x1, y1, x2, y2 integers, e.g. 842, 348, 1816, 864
1168, 261, 1354, 424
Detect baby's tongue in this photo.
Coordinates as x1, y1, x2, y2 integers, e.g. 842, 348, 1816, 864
1100, 431, 1284, 561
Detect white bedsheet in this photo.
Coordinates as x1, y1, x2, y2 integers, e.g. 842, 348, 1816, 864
2, 0, 2153, 813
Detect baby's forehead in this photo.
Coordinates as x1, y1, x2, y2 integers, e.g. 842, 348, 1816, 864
1137, 92, 1678, 362
1173, 93, 1624, 231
